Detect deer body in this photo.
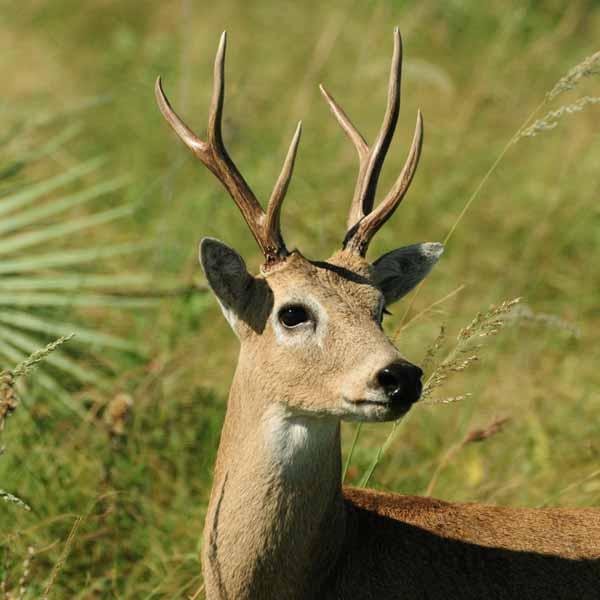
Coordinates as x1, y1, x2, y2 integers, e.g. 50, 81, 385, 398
204, 395, 600, 600
199, 249, 600, 600
156, 29, 600, 600
202, 414, 600, 600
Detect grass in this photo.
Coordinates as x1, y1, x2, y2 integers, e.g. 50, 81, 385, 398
1, 0, 600, 597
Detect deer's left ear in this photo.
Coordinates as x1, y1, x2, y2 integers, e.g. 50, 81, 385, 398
372, 242, 444, 306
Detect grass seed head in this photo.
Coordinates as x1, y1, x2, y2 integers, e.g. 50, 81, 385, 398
462, 416, 511, 445
547, 50, 600, 100
519, 96, 600, 139
0, 372, 18, 432
422, 299, 521, 404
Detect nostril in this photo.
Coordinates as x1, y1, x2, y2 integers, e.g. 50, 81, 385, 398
376, 361, 423, 405
377, 367, 399, 392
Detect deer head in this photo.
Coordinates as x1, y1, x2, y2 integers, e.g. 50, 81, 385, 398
156, 29, 442, 423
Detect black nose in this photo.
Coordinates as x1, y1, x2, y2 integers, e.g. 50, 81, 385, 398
376, 362, 423, 407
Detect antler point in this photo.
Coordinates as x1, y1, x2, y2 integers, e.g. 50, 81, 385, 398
217, 31, 227, 58
154, 76, 170, 108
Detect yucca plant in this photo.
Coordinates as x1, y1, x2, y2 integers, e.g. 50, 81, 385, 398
0, 125, 156, 411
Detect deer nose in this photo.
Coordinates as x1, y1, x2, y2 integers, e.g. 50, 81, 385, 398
376, 362, 423, 407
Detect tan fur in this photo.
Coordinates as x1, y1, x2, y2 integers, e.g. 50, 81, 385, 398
200, 252, 600, 600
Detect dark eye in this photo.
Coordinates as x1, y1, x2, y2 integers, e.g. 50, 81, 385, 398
279, 305, 310, 328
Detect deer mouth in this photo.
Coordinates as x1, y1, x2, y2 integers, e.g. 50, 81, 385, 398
342, 397, 413, 421
351, 399, 391, 408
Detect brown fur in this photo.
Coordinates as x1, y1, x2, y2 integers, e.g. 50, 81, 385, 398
332, 488, 600, 599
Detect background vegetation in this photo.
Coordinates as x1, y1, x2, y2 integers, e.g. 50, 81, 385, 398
1, 0, 599, 597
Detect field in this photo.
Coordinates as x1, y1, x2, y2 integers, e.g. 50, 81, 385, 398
1, 1, 600, 597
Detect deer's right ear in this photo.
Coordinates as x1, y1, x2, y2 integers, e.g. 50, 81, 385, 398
372, 242, 444, 306
199, 237, 256, 329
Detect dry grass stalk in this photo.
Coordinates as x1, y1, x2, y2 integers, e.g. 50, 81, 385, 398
421, 298, 521, 405
360, 300, 520, 487
519, 96, 600, 138
462, 416, 511, 445
41, 516, 83, 600
0, 372, 28, 512
547, 50, 600, 100
11, 334, 75, 379
511, 49, 600, 143
0, 334, 74, 431
2, 546, 35, 600
0, 371, 18, 432
510, 304, 582, 338
1, 335, 75, 512
425, 416, 511, 496
188, 583, 205, 600
421, 325, 446, 374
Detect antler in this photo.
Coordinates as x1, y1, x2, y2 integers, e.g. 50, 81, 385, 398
155, 32, 302, 265
320, 28, 423, 257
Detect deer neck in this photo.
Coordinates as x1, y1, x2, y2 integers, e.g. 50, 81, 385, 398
202, 362, 346, 600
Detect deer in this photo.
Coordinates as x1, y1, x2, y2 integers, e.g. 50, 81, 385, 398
156, 29, 600, 600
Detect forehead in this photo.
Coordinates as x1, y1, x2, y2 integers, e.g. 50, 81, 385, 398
263, 251, 382, 310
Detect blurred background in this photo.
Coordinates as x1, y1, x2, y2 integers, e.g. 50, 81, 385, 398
1, 1, 599, 597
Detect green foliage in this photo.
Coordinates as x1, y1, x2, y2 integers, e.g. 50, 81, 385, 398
1, 0, 599, 597
0, 136, 158, 404
1, 336, 74, 515
1, 383, 223, 598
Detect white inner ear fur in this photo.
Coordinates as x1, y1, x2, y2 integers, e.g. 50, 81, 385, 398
271, 294, 328, 349
376, 294, 386, 323
214, 296, 240, 337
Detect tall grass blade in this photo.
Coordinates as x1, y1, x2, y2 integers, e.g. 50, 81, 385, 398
342, 423, 362, 482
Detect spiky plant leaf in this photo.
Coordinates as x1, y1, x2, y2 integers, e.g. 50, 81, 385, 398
0, 157, 105, 217
0, 311, 136, 351
0, 127, 159, 401
0, 242, 149, 274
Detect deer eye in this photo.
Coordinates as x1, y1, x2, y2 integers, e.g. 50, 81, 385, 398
278, 305, 311, 328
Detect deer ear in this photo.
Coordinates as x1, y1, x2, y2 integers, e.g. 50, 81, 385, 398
372, 242, 444, 306
199, 237, 256, 329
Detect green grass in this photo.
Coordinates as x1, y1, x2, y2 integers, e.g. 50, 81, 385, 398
1, 1, 600, 597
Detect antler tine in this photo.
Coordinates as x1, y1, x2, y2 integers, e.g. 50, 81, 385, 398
319, 85, 368, 160
156, 32, 296, 264
319, 85, 369, 230
265, 121, 303, 253
155, 76, 211, 165
321, 28, 423, 257
344, 111, 423, 256
360, 27, 402, 216
207, 31, 227, 152
320, 28, 402, 231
